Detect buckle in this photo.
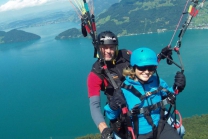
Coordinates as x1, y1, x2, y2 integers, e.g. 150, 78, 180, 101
146, 91, 152, 96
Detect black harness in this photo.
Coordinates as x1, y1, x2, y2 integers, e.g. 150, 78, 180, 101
121, 83, 173, 139
91, 49, 131, 138
91, 49, 130, 97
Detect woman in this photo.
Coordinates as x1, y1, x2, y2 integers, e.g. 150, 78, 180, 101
104, 47, 186, 139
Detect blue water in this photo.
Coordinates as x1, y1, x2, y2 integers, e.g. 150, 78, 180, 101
0, 22, 208, 139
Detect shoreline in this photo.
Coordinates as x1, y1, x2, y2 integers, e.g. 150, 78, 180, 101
117, 27, 208, 38
2, 23, 208, 40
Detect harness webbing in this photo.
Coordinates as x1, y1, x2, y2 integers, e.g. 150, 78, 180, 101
121, 83, 164, 102
131, 98, 170, 115
156, 107, 166, 139
131, 101, 169, 139
132, 114, 138, 137
122, 82, 173, 139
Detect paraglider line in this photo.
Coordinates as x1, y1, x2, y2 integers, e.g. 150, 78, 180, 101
168, 0, 190, 46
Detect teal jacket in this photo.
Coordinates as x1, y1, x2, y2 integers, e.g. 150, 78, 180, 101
104, 75, 174, 134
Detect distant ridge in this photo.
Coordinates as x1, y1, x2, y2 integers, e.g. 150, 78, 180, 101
55, 28, 82, 40
56, 0, 208, 38
0, 29, 41, 44
96, 0, 208, 36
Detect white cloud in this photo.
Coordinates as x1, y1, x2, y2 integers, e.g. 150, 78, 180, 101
0, 0, 67, 12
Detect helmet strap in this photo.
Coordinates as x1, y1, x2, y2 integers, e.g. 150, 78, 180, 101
155, 69, 160, 86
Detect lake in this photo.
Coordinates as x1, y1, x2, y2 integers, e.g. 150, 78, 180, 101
0, 22, 208, 139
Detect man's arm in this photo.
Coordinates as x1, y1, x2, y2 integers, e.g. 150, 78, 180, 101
89, 96, 107, 133
87, 72, 108, 133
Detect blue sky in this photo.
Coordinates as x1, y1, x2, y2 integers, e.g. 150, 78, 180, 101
0, 0, 70, 12
0, 0, 7, 5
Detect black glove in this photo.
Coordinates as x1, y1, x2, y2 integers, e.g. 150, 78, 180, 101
101, 128, 113, 139
173, 71, 186, 92
109, 89, 126, 110
167, 93, 176, 105
158, 46, 173, 65
158, 45, 172, 59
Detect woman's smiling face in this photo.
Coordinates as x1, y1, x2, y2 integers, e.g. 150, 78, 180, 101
135, 66, 156, 81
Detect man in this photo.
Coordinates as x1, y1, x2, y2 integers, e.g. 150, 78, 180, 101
87, 31, 131, 137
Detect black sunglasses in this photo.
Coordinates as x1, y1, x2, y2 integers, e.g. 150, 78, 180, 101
135, 66, 156, 71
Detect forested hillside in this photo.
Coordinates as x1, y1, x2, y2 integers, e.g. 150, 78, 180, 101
0, 29, 40, 44
96, 0, 208, 36
57, 0, 208, 39
93, 0, 120, 14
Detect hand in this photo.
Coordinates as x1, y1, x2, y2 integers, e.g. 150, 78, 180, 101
167, 93, 176, 105
173, 71, 186, 92
109, 89, 126, 110
158, 45, 172, 59
100, 128, 113, 139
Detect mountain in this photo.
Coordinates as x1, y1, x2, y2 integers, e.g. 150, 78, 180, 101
56, 0, 208, 38
0, 29, 41, 44
96, 0, 208, 36
0, 1, 119, 31
0, 11, 76, 30
55, 28, 82, 40
93, 0, 120, 14
0, 31, 6, 36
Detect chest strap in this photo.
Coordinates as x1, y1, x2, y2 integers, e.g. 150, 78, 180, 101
130, 98, 170, 115
121, 83, 165, 101
121, 83, 172, 139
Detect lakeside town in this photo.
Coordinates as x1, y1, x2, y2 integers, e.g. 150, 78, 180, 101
156, 23, 208, 33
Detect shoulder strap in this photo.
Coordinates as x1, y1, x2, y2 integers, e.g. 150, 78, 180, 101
117, 49, 131, 62
121, 83, 164, 102
121, 83, 145, 101
91, 60, 107, 91
91, 60, 104, 80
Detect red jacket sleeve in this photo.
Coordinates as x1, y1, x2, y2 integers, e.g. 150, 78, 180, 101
87, 72, 103, 97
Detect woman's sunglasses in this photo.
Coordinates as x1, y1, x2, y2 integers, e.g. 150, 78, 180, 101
136, 66, 157, 71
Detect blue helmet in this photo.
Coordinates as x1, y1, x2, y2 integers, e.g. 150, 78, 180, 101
130, 47, 158, 67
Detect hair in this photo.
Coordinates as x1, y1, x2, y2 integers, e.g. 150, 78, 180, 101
123, 66, 156, 81
122, 66, 136, 79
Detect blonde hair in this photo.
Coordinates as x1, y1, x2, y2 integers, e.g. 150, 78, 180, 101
123, 67, 136, 79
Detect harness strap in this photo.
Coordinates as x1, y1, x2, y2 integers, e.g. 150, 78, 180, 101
121, 83, 164, 101
132, 114, 138, 137
122, 108, 136, 139
130, 98, 171, 139
131, 98, 169, 115
156, 106, 166, 139
143, 110, 157, 139
121, 83, 173, 138
121, 83, 144, 101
